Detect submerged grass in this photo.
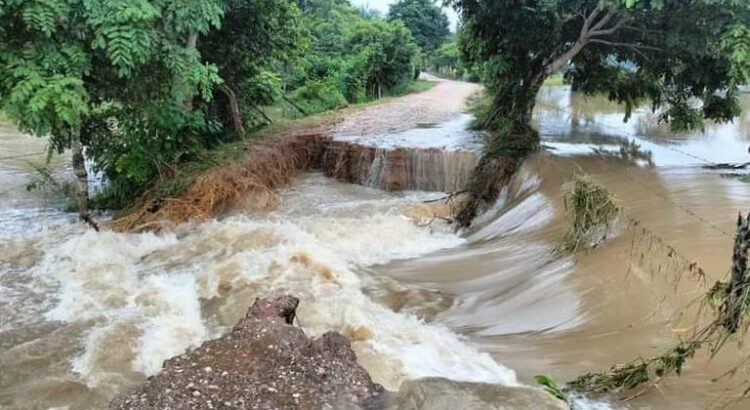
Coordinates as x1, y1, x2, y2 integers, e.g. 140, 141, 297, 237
567, 213, 750, 406
559, 175, 619, 253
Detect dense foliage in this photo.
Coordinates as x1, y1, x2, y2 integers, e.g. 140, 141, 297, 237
291, 0, 420, 112
0, 0, 422, 214
428, 38, 481, 81
0, 0, 225, 223
451, 0, 750, 228
387, 0, 450, 53
453, 0, 750, 137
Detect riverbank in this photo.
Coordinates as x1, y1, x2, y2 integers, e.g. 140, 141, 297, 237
4, 82, 749, 410
111, 77, 477, 231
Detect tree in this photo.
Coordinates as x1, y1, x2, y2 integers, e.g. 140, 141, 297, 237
0, 0, 223, 225
345, 20, 420, 98
450, 0, 750, 227
200, 0, 303, 137
388, 0, 450, 53
289, 0, 420, 109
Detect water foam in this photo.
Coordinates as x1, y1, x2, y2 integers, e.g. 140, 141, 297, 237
34, 183, 518, 390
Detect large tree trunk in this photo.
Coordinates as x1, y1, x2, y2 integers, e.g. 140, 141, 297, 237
71, 130, 98, 231
455, 74, 545, 229
219, 84, 246, 137
455, 7, 636, 228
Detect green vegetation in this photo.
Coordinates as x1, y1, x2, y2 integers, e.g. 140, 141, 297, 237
0, 0, 436, 221
450, 0, 750, 228
387, 0, 450, 54
567, 213, 750, 402
428, 40, 480, 81
559, 175, 619, 253
534, 375, 567, 402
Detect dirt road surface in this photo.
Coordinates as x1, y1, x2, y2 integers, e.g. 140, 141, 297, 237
333, 77, 481, 137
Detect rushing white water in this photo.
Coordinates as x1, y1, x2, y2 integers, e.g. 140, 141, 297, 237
20, 176, 519, 398
8, 85, 747, 409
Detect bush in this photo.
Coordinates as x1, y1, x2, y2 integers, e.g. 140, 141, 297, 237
291, 78, 348, 114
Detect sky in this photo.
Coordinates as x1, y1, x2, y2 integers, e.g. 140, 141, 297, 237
350, 0, 460, 31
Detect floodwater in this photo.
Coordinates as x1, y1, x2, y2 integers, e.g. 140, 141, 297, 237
1, 87, 750, 409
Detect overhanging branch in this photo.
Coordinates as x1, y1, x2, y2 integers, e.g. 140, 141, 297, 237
588, 38, 662, 52
544, 7, 653, 76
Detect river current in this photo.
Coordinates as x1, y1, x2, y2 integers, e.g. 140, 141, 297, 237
1, 86, 749, 409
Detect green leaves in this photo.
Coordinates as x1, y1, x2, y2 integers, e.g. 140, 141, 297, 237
161, 0, 223, 35
453, 0, 749, 133
534, 375, 567, 401
0, 0, 225, 198
87, 0, 160, 77
5, 72, 89, 136
721, 23, 750, 85
21, 0, 69, 36
387, 0, 450, 53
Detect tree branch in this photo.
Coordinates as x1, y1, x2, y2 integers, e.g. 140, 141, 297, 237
588, 38, 663, 52
590, 10, 617, 32
543, 8, 643, 76
589, 16, 631, 37
582, 5, 603, 33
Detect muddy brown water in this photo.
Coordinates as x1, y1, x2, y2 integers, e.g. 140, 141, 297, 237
1, 86, 749, 409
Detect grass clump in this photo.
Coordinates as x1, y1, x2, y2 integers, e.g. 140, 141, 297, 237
534, 375, 567, 401
559, 175, 619, 253
398, 79, 436, 94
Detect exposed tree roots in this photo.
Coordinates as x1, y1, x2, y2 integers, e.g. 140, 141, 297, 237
454, 155, 518, 228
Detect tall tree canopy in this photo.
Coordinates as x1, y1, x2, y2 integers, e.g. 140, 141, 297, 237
452, 0, 750, 227
454, 0, 750, 134
388, 0, 450, 52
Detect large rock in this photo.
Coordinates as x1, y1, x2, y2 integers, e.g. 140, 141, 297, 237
393, 378, 569, 410
111, 296, 386, 410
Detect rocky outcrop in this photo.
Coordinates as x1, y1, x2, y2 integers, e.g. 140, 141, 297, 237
111, 296, 570, 410
110, 296, 386, 410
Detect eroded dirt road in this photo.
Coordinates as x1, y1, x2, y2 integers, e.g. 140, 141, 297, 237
334, 77, 481, 137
